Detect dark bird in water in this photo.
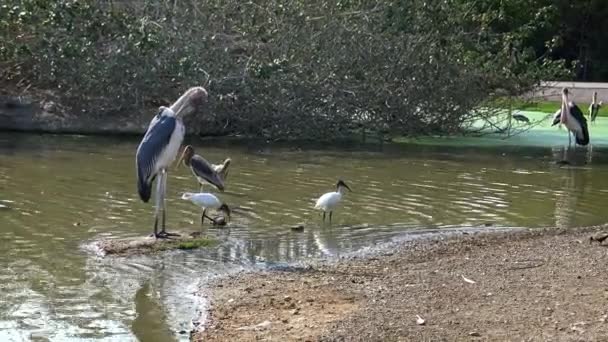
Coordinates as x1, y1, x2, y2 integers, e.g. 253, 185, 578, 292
176, 145, 228, 192
589, 233, 608, 245
588, 91, 602, 124
512, 113, 530, 123
551, 88, 589, 147
291, 225, 305, 232
135, 87, 208, 238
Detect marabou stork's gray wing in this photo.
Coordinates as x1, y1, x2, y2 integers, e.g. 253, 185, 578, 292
190, 154, 225, 191
135, 114, 176, 202
569, 102, 590, 145
569, 102, 587, 125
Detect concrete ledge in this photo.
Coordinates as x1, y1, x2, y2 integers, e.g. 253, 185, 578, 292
530, 81, 608, 102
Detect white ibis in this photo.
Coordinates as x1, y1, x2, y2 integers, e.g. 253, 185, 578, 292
588, 91, 602, 123
181, 192, 231, 227
176, 145, 230, 192
135, 87, 208, 238
551, 88, 589, 147
314, 180, 352, 223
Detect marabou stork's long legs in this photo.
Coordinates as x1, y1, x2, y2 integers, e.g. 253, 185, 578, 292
153, 170, 163, 237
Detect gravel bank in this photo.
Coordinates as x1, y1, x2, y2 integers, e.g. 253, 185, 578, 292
194, 226, 608, 341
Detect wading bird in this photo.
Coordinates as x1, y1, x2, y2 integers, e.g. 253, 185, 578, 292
135, 87, 208, 238
176, 145, 229, 192
181, 192, 231, 227
551, 88, 589, 147
512, 113, 530, 123
588, 91, 602, 124
314, 180, 352, 223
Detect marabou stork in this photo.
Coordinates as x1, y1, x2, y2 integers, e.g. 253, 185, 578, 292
136, 87, 208, 238
551, 88, 589, 147
176, 145, 230, 192
181, 192, 231, 227
314, 180, 352, 223
588, 91, 602, 123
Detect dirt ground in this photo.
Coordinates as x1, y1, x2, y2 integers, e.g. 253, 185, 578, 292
194, 226, 608, 341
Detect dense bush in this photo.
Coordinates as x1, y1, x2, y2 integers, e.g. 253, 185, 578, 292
0, 0, 567, 139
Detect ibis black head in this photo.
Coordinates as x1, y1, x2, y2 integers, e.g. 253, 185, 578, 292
219, 203, 231, 221
336, 179, 352, 192
562, 88, 569, 96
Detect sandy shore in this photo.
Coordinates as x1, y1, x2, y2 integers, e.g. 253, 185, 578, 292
194, 226, 608, 341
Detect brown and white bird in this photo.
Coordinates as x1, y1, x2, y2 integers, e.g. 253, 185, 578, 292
176, 145, 230, 192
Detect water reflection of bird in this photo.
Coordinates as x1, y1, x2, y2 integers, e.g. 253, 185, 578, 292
135, 87, 208, 238
181, 192, 231, 228
551, 88, 589, 147
314, 180, 352, 222
588, 91, 602, 124
554, 167, 588, 229
176, 145, 228, 192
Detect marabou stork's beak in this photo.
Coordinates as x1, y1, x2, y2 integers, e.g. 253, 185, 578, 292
175, 147, 187, 170
171, 87, 209, 117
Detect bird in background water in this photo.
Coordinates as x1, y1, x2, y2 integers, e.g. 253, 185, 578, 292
176, 145, 230, 192
314, 179, 352, 223
135, 87, 208, 238
588, 91, 602, 124
181, 192, 231, 228
551, 88, 589, 147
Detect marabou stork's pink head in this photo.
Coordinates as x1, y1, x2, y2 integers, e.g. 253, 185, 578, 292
171, 87, 208, 117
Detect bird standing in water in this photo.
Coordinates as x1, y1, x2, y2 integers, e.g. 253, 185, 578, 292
314, 180, 352, 223
181, 192, 231, 228
551, 88, 589, 147
176, 145, 230, 192
135, 87, 208, 238
588, 91, 602, 124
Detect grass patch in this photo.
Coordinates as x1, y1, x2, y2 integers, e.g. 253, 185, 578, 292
512, 100, 608, 117
176, 238, 217, 250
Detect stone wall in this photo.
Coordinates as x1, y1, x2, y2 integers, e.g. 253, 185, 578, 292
528, 81, 608, 103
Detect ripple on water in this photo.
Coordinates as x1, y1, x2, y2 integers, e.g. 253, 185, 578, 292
3, 137, 608, 340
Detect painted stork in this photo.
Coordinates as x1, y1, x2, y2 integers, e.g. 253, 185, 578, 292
176, 145, 229, 192
588, 91, 602, 123
551, 88, 589, 147
181, 192, 231, 227
314, 179, 352, 223
136, 87, 208, 238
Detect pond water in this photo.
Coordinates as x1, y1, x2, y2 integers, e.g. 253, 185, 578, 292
1, 125, 608, 341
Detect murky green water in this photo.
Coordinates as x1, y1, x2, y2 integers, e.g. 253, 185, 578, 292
1, 126, 608, 341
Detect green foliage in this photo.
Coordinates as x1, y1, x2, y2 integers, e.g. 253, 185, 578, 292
0, 0, 570, 139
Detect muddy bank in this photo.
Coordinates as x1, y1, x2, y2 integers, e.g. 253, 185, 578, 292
0, 94, 222, 136
195, 226, 608, 341
0, 94, 149, 134
94, 231, 216, 256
